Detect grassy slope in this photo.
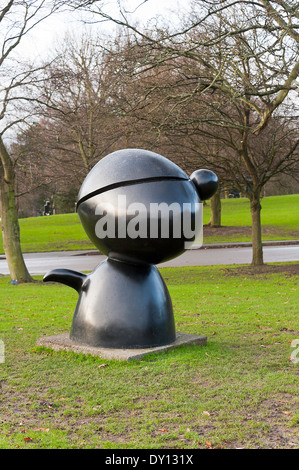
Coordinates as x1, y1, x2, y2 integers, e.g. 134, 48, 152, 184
0, 194, 298, 253
217, 193, 298, 227
0, 264, 298, 449
203, 194, 299, 244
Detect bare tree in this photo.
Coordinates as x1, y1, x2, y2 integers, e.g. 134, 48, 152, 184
21, 34, 139, 191
17, 31, 167, 198
0, 0, 69, 282
75, 0, 298, 265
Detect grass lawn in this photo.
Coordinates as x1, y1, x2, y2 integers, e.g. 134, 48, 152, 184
0, 263, 298, 449
204, 194, 299, 244
1, 194, 297, 254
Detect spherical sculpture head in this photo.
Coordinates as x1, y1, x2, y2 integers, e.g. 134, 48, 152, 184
76, 150, 218, 265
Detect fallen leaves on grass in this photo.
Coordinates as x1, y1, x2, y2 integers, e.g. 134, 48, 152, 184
21, 427, 49, 434
39, 400, 53, 409
205, 352, 220, 359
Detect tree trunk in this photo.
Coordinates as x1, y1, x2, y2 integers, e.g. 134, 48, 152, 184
250, 190, 264, 266
0, 138, 33, 283
208, 189, 221, 227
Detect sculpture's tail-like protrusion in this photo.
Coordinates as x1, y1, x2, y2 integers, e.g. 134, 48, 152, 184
43, 269, 87, 293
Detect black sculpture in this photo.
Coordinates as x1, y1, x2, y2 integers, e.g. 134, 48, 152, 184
43, 149, 218, 349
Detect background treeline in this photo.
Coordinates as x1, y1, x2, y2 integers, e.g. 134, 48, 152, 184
1, 1, 298, 278
12, 23, 298, 218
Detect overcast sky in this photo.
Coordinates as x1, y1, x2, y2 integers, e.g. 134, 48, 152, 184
20, 0, 191, 61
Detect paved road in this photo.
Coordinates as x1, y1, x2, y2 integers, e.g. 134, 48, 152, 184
0, 244, 298, 276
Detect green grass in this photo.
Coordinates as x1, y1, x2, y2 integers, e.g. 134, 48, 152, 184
203, 194, 299, 244
0, 263, 298, 449
0, 194, 298, 254
18, 212, 92, 253
216, 194, 298, 227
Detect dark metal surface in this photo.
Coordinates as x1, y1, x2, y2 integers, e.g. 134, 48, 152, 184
44, 259, 176, 348
77, 148, 189, 207
78, 179, 201, 265
69, 259, 175, 348
190, 169, 219, 201
43, 268, 87, 293
43, 149, 218, 349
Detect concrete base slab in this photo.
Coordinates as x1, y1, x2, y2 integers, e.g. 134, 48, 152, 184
37, 332, 207, 361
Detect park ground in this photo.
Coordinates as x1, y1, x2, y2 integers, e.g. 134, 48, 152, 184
0, 262, 298, 449
0, 194, 298, 449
